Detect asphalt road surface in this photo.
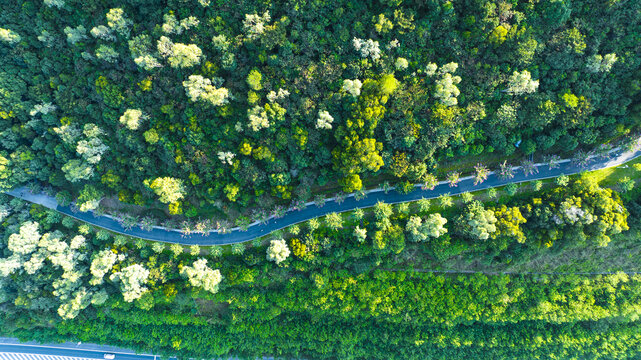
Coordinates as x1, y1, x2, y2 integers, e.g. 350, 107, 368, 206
6, 148, 641, 245
0, 339, 157, 360
0, 338, 270, 360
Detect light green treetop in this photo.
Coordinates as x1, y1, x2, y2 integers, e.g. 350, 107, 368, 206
147, 177, 185, 204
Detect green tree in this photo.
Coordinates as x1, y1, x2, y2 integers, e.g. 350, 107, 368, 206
180, 259, 222, 294
618, 177, 635, 193
506, 183, 519, 196
461, 192, 474, 203
77, 185, 103, 212
95, 45, 119, 63
119, 109, 146, 130
488, 25, 508, 45
333, 138, 384, 178
89, 249, 118, 285
492, 205, 527, 247
458, 201, 497, 241
406, 213, 448, 242
7, 221, 41, 256
353, 226, 367, 243
147, 177, 185, 204
183, 75, 229, 106
246, 69, 263, 90
266, 239, 290, 264
224, 183, 240, 202
0, 28, 21, 45
62, 160, 94, 183
324, 212, 343, 231
439, 193, 453, 208
506, 70, 539, 95
540, 0, 572, 29
373, 14, 393, 34
167, 43, 202, 68
143, 129, 159, 144
109, 264, 149, 302
417, 198, 431, 213
340, 174, 363, 192
106, 8, 132, 36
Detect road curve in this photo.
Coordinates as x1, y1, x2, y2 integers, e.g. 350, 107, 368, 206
5, 148, 641, 245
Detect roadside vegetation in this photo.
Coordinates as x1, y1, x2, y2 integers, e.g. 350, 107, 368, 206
3, 156, 641, 358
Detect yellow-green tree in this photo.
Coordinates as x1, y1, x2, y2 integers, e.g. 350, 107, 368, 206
146, 177, 185, 204
492, 205, 527, 249
332, 75, 398, 191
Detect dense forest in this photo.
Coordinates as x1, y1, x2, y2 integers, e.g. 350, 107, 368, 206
1, 0, 640, 224
2, 0, 641, 358
4, 170, 641, 358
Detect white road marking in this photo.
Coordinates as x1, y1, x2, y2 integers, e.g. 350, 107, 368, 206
0, 353, 94, 360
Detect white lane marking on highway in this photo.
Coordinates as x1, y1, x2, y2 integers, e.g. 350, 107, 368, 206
0, 353, 94, 360
0, 344, 154, 357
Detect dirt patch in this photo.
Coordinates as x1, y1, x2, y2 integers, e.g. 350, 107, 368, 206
100, 196, 167, 218
195, 298, 230, 318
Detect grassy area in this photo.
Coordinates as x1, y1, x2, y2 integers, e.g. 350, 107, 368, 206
434, 227, 641, 274
505, 229, 641, 273
583, 156, 641, 186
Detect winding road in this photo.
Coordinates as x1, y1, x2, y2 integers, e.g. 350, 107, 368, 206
5, 148, 641, 245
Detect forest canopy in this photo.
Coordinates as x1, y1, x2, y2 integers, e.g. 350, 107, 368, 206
0, 0, 640, 223
2, 0, 641, 358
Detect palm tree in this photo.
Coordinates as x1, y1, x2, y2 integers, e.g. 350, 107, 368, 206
120, 214, 139, 230
447, 171, 461, 187
216, 220, 231, 234
254, 209, 270, 224
422, 173, 438, 190
139, 216, 155, 231
596, 143, 613, 160
180, 221, 193, 237
195, 219, 212, 235
622, 134, 641, 152
334, 191, 347, 204
382, 181, 393, 194
291, 199, 306, 211
314, 194, 326, 207
473, 163, 490, 185
235, 216, 251, 231
520, 159, 538, 176
544, 154, 561, 170
497, 161, 514, 180
272, 205, 287, 218
572, 150, 591, 168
